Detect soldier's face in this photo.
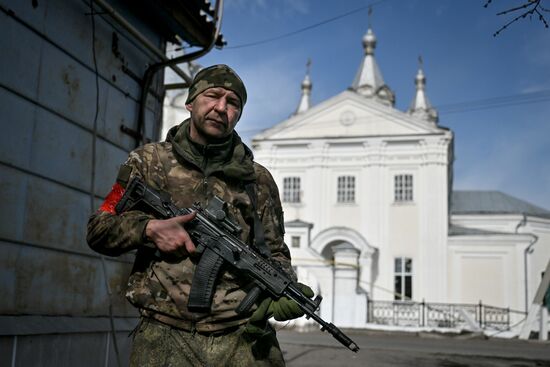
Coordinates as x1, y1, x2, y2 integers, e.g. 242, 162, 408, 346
186, 87, 242, 145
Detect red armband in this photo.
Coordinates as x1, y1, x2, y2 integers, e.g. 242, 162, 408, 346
99, 182, 125, 214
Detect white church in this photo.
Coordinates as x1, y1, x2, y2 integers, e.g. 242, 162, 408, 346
249, 28, 550, 330
162, 28, 550, 332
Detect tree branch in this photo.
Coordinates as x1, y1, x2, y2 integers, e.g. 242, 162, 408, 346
485, 0, 549, 36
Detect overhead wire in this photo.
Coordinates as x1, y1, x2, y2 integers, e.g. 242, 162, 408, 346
437, 89, 550, 114
292, 257, 409, 300
234, 89, 550, 137
88, 2, 122, 367
225, 0, 391, 49
209, 1, 549, 132
159, 1, 549, 135
292, 259, 523, 331
161, 1, 549, 136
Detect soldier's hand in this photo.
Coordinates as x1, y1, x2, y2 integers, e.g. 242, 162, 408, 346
144, 212, 197, 257
270, 283, 314, 321
247, 283, 314, 324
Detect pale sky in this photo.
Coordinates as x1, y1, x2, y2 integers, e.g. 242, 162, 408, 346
191, 0, 550, 209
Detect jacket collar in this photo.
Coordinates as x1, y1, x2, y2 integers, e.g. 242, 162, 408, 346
166, 120, 256, 182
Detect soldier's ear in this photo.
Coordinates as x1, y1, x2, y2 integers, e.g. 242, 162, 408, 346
185, 103, 193, 112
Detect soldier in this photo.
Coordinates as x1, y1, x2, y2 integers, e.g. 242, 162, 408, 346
87, 64, 312, 366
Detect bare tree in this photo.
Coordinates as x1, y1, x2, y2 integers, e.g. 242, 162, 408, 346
485, 0, 549, 36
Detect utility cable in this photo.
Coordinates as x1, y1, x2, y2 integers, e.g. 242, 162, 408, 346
235, 89, 550, 137
226, 0, 391, 49
437, 89, 550, 114
292, 258, 521, 330
89, 2, 122, 367
485, 314, 528, 336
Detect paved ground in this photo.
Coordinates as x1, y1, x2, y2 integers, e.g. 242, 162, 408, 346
277, 329, 550, 367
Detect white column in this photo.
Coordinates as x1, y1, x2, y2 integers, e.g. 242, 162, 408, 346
332, 243, 360, 327
540, 307, 548, 341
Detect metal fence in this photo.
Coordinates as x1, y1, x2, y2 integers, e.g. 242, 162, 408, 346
367, 300, 525, 330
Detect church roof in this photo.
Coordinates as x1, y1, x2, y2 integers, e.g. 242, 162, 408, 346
294, 62, 312, 115
407, 61, 438, 125
285, 219, 314, 229
252, 89, 447, 142
451, 191, 550, 219
448, 225, 509, 236
351, 28, 395, 106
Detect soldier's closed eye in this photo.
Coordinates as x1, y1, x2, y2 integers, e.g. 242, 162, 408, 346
227, 98, 240, 108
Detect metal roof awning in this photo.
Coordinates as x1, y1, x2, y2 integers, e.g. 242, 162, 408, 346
451, 191, 550, 219
125, 0, 225, 48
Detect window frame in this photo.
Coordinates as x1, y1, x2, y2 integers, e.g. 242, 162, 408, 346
291, 236, 301, 248
282, 176, 301, 203
337, 175, 356, 204
394, 256, 413, 301
394, 174, 413, 203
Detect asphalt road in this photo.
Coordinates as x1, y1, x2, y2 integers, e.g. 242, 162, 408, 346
277, 329, 550, 367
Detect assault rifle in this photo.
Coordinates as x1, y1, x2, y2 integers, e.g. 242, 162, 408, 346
115, 176, 359, 353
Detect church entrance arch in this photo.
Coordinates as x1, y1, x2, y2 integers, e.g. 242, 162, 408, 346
311, 226, 375, 262
310, 227, 377, 327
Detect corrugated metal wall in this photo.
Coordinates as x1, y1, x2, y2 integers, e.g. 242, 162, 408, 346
0, 0, 165, 365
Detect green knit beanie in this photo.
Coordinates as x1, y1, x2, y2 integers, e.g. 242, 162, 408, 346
185, 64, 247, 108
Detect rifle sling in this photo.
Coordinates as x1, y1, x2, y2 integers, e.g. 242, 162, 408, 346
244, 182, 271, 259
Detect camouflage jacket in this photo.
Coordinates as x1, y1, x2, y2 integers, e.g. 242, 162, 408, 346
87, 120, 294, 332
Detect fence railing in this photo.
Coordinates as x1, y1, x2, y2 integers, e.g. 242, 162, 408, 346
367, 300, 526, 330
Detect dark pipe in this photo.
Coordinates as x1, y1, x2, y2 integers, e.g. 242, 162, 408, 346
135, 0, 224, 148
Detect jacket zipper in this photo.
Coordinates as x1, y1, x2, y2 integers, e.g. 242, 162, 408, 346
201, 145, 209, 200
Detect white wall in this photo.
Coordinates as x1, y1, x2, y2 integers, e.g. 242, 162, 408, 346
450, 214, 550, 311
254, 125, 453, 325
252, 74, 550, 331
447, 234, 529, 311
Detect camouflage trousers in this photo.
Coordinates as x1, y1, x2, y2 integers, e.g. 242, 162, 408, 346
129, 318, 286, 367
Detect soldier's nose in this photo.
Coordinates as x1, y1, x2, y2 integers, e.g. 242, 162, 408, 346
214, 98, 227, 113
